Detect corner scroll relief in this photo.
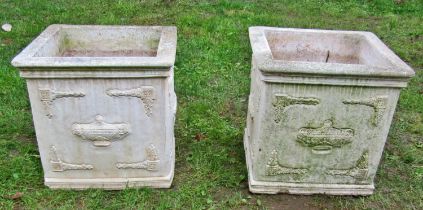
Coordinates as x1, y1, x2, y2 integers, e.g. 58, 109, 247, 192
39, 89, 85, 118
296, 119, 354, 155
272, 94, 319, 123
266, 150, 308, 176
325, 150, 369, 182
49, 146, 93, 172
106, 86, 155, 117
116, 144, 159, 171
72, 115, 130, 147
343, 96, 388, 127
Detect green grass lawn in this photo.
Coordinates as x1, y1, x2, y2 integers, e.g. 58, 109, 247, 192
0, 0, 422, 209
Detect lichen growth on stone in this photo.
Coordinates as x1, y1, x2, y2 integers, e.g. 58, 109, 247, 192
343, 96, 387, 127
265, 150, 308, 176
296, 119, 354, 150
325, 150, 369, 182
272, 94, 319, 123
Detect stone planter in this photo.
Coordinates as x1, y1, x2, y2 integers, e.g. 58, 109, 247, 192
245, 27, 415, 195
12, 25, 177, 189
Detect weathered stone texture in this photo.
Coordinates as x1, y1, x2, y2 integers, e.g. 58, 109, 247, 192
245, 27, 415, 195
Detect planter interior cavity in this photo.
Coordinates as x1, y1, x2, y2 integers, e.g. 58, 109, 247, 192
12, 25, 177, 189
245, 27, 414, 195
12, 25, 176, 68
35, 27, 161, 57
266, 30, 363, 64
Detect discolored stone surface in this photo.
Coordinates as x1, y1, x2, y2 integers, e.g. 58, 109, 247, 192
245, 27, 415, 195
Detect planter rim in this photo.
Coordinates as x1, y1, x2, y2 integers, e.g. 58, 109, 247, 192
11, 24, 177, 68
249, 26, 415, 78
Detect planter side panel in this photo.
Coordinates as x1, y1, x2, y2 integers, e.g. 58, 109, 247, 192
26, 76, 174, 185
248, 75, 400, 187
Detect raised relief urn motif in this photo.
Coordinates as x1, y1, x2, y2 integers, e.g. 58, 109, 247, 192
297, 119, 354, 154
72, 115, 130, 147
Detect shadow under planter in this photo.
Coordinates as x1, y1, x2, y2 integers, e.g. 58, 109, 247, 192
245, 27, 415, 195
12, 24, 177, 189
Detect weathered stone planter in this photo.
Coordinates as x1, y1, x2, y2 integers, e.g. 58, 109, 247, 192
12, 25, 177, 189
245, 27, 415, 195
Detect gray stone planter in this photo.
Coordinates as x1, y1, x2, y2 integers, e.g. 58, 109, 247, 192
12, 25, 177, 189
245, 27, 415, 195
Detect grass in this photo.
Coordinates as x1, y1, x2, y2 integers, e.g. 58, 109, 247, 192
0, 0, 422, 209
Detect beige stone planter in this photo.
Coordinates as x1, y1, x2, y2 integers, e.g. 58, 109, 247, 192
245, 27, 415, 195
12, 25, 177, 189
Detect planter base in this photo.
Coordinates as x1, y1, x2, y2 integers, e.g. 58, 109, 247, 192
244, 129, 374, 195
45, 173, 173, 190
248, 180, 374, 195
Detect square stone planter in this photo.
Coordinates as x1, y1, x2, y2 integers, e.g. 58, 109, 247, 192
12, 25, 177, 189
245, 27, 415, 195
